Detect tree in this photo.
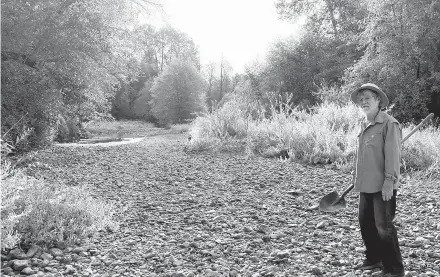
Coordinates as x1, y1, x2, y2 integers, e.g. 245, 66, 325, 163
343, 0, 440, 123
111, 24, 201, 120
275, 0, 367, 39
150, 60, 205, 125
1, 0, 160, 148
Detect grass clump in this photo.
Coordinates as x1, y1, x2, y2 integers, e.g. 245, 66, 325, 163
1, 162, 118, 250
401, 125, 440, 178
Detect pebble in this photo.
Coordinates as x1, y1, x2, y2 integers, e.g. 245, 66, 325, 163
13, 259, 29, 271
49, 248, 63, 257
26, 245, 40, 258
21, 267, 37, 275
311, 266, 322, 275
205, 269, 220, 277
72, 247, 85, 254
40, 253, 54, 261
316, 221, 326, 229
2, 267, 13, 275
65, 264, 76, 274
276, 250, 290, 258
250, 256, 259, 262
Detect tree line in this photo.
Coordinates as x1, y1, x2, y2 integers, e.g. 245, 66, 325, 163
256, 0, 440, 122
2, 0, 439, 153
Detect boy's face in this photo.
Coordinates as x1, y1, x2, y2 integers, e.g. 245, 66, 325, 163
356, 90, 380, 115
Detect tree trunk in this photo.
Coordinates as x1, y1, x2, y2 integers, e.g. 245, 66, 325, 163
220, 57, 223, 100
323, 0, 339, 38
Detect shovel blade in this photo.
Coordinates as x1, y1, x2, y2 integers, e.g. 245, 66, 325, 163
319, 191, 347, 212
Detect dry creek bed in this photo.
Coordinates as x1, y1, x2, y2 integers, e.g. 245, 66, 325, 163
2, 133, 439, 277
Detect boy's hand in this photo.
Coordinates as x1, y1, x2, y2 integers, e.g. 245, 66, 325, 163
382, 182, 394, 201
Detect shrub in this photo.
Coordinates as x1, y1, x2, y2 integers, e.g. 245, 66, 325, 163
1, 164, 118, 249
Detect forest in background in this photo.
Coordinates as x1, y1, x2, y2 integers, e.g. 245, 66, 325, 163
1, 0, 440, 154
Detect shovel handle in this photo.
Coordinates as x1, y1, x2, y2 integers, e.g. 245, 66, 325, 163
402, 113, 434, 142
339, 113, 435, 200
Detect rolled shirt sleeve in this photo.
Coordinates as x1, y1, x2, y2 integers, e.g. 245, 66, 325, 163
383, 120, 402, 189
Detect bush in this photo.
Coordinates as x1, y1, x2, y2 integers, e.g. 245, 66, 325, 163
1, 164, 118, 249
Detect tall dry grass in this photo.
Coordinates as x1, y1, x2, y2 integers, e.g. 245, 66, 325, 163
1, 161, 118, 250
188, 96, 439, 177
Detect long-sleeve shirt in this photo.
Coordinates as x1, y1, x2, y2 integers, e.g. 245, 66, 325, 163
353, 111, 402, 193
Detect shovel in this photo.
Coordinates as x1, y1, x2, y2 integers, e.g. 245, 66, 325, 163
319, 113, 435, 212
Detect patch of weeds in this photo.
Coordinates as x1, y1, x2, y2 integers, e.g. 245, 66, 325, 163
1, 164, 118, 249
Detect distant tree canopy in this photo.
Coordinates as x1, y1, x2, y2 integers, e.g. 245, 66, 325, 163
240, 0, 440, 123
150, 60, 205, 125
110, 25, 201, 121
1, 0, 159, 149
2, 0, 439, 153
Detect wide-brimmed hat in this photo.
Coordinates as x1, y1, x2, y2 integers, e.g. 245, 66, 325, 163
350, 83, 389, 108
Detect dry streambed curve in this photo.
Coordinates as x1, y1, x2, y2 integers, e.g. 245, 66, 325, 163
2, 133, 439, 277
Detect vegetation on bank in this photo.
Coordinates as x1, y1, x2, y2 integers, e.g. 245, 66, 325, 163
188, 95, 440, 178
1, 161, 118, 250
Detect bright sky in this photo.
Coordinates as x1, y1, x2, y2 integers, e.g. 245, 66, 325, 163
157, 0, 304, 73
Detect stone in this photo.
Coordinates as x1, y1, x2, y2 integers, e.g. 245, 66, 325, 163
276, 250, 290, 258
229, 270, 238, 277
9, 248, 27, 259
72, 247, 85, 254
65, 264, 76, 274
205, 269, 220, 277
44, 267, 56, 273
311, 266, 322, 275
21, 267, 37, 275
89, 248, 99, 255
2, 267, 13, 275
270, 232, 284, 240
49, 248, 63, 257
40, 253, 53, 260
249, 256, 259, 263
40, 260, 50, 267
316, 221, 326, 229
173, 259, 183, 266
26, 245, 40, 258
13, 259, 29, 271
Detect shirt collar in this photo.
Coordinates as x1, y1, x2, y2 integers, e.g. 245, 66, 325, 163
364, 110, 384, 126
359, 111, 384, 136
373, 111, 385, 125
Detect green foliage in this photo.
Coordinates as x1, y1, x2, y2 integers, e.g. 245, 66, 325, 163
1, 165, 118, 249
111, 25, 201, 121
150, 60, 206, 125
1, 0, 159, 151
342, 0, 440, 123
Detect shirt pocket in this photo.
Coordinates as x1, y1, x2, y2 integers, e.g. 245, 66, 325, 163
365, 131, 383, 148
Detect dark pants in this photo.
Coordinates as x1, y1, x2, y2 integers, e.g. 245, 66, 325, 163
358, 190, 404, 273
